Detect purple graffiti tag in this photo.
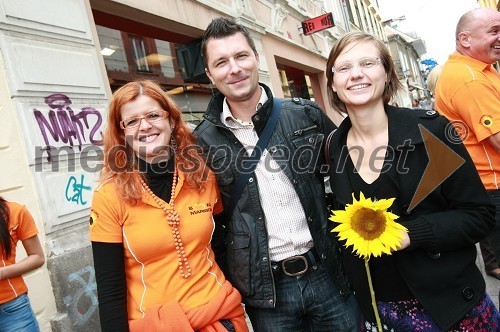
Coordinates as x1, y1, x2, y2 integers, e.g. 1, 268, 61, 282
34, 94, 103, 161
45, 93, 72, 109
74, 107, 103, 146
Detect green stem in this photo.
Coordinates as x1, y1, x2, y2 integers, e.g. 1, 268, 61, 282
365, 258, 382, 331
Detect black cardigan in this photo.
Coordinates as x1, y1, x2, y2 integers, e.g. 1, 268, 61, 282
328, 105, 495, 330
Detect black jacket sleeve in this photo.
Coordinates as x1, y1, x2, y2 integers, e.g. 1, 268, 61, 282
400, 115, 495, 251
212, 213, 228, 276
92, 241, 129, 332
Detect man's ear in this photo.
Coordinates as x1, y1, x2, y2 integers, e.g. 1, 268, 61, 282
458, 32, 471, 48
205, 68, 214, 84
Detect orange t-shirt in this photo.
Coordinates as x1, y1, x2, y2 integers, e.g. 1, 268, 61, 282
90, 170, 227, 322
0, 202, 39, 304
435, 53, 500, 190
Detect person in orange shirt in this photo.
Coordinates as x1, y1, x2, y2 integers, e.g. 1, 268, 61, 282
435, 8, 500, 280
90, 80, 248, 332
0, 197, 45, 332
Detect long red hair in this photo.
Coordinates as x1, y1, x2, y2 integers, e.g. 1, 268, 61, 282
100, 80, 208, 202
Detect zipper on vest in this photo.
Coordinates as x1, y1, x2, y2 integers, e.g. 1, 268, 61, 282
293, 125, 318, 136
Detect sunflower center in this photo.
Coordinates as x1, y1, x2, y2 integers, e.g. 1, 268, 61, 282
351, 207, 386, 240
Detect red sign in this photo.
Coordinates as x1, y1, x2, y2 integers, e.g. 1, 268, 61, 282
302, 13, 334, 35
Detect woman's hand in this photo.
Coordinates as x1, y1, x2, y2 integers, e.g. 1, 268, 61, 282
397, 231, 411, 250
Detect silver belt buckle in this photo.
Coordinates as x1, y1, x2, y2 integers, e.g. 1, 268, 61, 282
281, 255, 308, 277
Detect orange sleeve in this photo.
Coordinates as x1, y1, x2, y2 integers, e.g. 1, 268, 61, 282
15, 205, 38, 241
89, 183, 124, 243
452, 79, 500, 142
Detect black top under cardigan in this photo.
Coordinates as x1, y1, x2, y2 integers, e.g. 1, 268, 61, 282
343, 150, 413, 302
328, 105, 495, 330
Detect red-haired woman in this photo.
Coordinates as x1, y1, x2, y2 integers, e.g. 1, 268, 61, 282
90, 80, 248, 332
0, 197, 44, 332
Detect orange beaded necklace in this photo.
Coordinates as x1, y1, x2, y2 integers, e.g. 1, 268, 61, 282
138, 167, 192, 279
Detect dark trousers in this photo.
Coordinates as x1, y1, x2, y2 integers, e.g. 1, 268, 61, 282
482, 190, 500, 272
479, 238, 499, 272
245, 264, 360, 332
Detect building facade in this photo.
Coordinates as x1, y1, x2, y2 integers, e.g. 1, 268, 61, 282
384, 24, 427, 107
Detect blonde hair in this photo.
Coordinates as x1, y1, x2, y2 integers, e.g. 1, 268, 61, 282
426, 65, 443, 95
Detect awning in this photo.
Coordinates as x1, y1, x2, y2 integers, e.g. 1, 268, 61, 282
409, 84, 426, 91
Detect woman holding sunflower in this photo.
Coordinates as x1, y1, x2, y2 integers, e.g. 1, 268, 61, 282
325, 31, 499, 331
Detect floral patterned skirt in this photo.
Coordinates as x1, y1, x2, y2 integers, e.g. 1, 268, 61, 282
362, 293, 499, 332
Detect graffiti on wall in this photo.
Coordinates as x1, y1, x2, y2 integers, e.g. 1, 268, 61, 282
65, 174, 91, 206
62, 265, 98, 327
33, 94, 103, 161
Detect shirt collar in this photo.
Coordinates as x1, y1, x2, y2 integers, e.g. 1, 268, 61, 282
448, 53, 496, 72
221, 86, 268, 127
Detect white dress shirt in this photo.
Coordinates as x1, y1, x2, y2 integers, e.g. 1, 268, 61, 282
221, 87, 314, 262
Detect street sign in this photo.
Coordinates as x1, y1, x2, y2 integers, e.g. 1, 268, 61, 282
301, 13, 334, 36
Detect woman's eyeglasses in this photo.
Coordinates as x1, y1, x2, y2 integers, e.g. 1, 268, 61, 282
120, 110, 168, 129
332, 57, 382, 74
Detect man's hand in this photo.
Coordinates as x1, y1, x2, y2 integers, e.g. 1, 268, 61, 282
488, 132, 500, 153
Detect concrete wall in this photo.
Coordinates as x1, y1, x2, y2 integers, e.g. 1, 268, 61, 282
48, 245, 99, 331
0, 35, 57, 332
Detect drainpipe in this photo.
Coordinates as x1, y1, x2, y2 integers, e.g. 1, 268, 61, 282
340, 0, 351, 32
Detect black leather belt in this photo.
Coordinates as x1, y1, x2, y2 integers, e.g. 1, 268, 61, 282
271, 248, 321, 279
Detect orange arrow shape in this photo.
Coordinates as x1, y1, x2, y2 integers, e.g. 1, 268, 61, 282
407, 124, 465, 212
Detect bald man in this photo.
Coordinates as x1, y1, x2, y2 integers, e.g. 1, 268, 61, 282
435, 8, 500, 281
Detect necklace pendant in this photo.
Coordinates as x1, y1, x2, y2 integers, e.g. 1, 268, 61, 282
138, 170, 192, 279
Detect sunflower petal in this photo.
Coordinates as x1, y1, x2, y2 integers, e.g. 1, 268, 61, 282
373, 197, 395, 210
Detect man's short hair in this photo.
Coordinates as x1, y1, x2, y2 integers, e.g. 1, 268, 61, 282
201, 17, 258, 69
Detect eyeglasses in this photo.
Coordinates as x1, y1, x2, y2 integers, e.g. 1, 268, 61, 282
120, 110, 168, 129
332, 57, 382, 74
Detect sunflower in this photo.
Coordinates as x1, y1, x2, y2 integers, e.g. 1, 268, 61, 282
330, 192, 408, 330
330, 192, 407, 260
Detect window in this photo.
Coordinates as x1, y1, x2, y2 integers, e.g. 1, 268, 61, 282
130, 36, 150, 72
344, 0, 355, 25
93, 10, 214, 129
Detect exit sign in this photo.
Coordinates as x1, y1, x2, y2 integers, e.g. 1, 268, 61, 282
301, 13, 334, 35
